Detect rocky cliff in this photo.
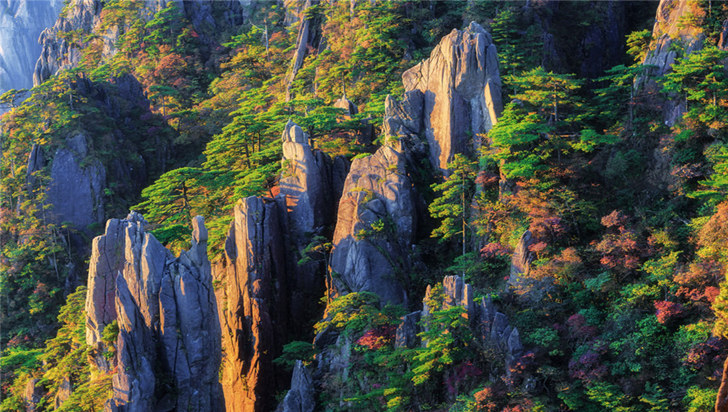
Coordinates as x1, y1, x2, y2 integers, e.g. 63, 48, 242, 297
214, 197, 289, 412
84, 212, 223, 411
328, 145, 416, 306
280, 120, 347, 329
641, 0, 705, 126
33, 0, 250, 85
213, 121, 346, 411
0, 0, 63, 101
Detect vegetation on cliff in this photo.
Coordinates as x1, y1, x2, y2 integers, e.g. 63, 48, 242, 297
3, 0, 728, 410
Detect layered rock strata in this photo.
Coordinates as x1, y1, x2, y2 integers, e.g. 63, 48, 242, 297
85, 213, 223, 411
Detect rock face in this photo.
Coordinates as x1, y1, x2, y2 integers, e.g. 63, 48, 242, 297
509, 230, 535, 288
280, 120, 335, 244
213, 121, 348, 412
328, 145, 416, 305
280, 120, 342, 331
641, 0, 704, 126
23, 378, 43, 411
0, 0, 63, 100
214, 197, 290, 412
84, 213, 223, 411
401, 21, 502, 172
33, 0, 250, 85
285, 0, 322, 101
276, 361, 316, 412
47, 133, 105, 230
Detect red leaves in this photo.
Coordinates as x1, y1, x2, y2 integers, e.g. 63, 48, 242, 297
595, 210, 646, 274
654, 300, 684, 324
356, 325, 396, 350
480, 242, 509, 258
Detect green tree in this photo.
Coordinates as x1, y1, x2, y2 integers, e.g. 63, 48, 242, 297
663, 44, 728, 131
429, 155, 477, 258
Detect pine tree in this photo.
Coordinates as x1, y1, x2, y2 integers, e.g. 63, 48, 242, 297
429, 155, 477, 257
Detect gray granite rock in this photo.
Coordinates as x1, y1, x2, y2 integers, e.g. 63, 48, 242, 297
328, 145, 415, 305
84, 213, 222, 411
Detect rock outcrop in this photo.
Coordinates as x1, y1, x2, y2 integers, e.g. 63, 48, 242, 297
280, 120, 343, 330
213, 120, 348, 412
508, 230, 535, 288
285, 0, 322, 101
84, 212, 223, 411
214, 197, 289, 412
280, 120, 336, 244
33, 0, 104, 85
276, 361, 316, 412
328, 145, 416, 305
400, 22, 502, 172
22, 379, 43, 411
641, 0, 705, 126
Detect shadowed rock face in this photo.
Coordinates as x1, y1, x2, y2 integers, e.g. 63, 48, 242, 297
214, 197, 290, 412
401, 21, 502, 172
85, 213, 223, 412
280, 120, 345, 333
280, 120, 335, 244
47, 133, 106, 231
328, 145, 415, 306
276, 361, 315, 412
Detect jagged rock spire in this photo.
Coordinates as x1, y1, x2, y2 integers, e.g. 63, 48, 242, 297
85, 213, 223, 411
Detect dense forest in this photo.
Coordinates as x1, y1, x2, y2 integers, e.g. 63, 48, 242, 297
3, 0, 728, 410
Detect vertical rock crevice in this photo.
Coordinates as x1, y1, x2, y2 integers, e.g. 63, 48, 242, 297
84, 213, 222, 412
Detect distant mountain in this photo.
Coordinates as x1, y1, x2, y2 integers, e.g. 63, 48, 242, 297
0, 0, 63, 102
